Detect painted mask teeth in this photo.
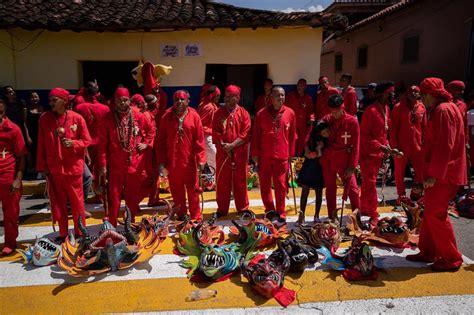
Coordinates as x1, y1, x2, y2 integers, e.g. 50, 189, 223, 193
292, 253, 307, 262
204, 254, 224, 268
256, 224, 271, 235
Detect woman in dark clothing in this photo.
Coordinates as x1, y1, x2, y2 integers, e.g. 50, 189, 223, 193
26, 91, 44, 176
297, 120, 330, 225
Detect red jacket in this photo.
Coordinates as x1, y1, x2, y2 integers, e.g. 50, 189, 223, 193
286, 91, 314, 128
360, 102, 390, 159
37, 111, 91, 176
251, 105, 297, 160
321, 112, 360, 168
315, 87, 339, 120
212, 105, 251, 164
389, 99, 426, 156
155, 107, 206, 170
75, 102, 110, 146
255, 94, 272, 113
424, 102, 467, 185
0, 118, 28, 184
342, 86, 358, 116
98, 109, 154, 174
454, 99, 469, 144
198, 101, 218, 136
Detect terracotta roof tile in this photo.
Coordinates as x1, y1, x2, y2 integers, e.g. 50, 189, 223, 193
0, 0, 345, 32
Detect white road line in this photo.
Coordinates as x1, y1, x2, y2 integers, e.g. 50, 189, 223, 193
1, 246, 466, 288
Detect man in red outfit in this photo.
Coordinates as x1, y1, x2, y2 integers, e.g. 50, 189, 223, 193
315, 76, 339, 120
339, 74, 358, 117
406, 77, 466, 271
252, 86, 297, 222
75, 98, 110, 201
286, 79, 314, 155
213, 85, 251, 217
98, 87, 154, 226
37, 88, 91, 241
359, 81, 395, 226
390, 85, 426, 204
198, 86, 221, 172
320, 94, 361, 221
0, 99, 27, 255
447, 80, 468, 144
255, 79, 273, 113
155, 90, 206, 221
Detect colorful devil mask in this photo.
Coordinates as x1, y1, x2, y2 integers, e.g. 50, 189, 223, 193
179, 221, 258, 282
294, 221, 343, 254
401, 201, 424, 230
241, 242, 296, 307
17, 237, 61, 266
348, 210, 410, 247
175, 214, 225, 256
58, 207, 161, 277
229, 210, 286, 248
275, 235, 318, 273
319, 236, 377, 281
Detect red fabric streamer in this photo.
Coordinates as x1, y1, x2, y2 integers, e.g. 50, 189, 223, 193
142, 62, 157, 96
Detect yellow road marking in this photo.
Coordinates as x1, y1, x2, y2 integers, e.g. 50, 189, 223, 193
1, 266, 473, 314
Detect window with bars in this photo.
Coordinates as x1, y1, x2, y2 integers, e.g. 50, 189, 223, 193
402, 34, 420, 63
335, 54, 343, 72
358, 45, 368, 68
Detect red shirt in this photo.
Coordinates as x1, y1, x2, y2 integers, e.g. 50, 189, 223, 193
315, 87, 339, 120
360, 102, 390, 159
424, 101, 467, 185
98, 109, 154, 174
198, 101, 218, 136
155, 107, 206, 171
389, 99, 426, 156
454, 99, 469, 144
255, 94, 272, 113
286, 91, 314, 128
0, 118, 27, 184
321, 112, 360, 168
212, 105, 251, 163
251, 105, 297, 160
153, 89, 169, 130
342, 86, 358, 116
37, 111, 91, 176
75, 102, 110, 146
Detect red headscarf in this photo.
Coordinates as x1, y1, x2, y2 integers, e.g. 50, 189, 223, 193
142, 62, 157, 96
202, 86, 221, 104
174, 90, 189, 101
420, 77, 452, 102
225, 85, 241, 99
49, 88, 70, 101
200, 83, 212, 102
115, 87, 130, 99
130, 94, 145, 106
447, 80, 465, 90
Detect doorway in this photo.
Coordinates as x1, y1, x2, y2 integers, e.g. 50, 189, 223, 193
81, 61, 140, 99
205, 64, 267, 115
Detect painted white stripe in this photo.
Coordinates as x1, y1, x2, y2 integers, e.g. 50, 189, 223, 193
138, 294, 474, 315
1, 246, 472, 288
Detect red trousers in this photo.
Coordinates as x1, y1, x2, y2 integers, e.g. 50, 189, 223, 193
258, 158, 288, 218
418, 182, 463, 263
48, 174, 85, 237
321, 159, 360, 219
0, 183, 21, 248
107, 171, 142, 226
169, 167, 202, 220
394, 153, 424, 197
216, 156, 249, 215
360, 156, 381, 219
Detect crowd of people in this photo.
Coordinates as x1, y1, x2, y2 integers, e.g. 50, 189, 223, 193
0, 73, 470, 271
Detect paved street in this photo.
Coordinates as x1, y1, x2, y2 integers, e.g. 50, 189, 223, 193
0, 180, 473, 314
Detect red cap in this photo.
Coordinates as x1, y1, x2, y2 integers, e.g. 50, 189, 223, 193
225, 85, 241, 99
49, 88, 70, 101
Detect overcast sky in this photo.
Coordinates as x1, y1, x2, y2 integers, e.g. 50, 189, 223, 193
215, 0, 332, 12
